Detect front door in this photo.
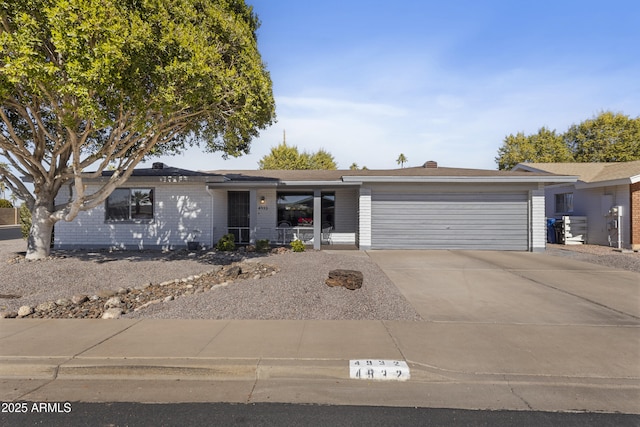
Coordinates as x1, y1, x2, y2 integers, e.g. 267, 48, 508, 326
228, 191, 250, 243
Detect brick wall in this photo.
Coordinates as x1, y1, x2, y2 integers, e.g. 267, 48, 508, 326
631, 182, 640, 250
54, 181, 213, 249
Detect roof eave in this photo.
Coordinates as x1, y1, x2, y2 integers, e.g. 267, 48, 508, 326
341, 175, 578, 184
575, 177, 636, 189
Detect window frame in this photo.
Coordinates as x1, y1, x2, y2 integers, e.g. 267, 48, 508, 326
554, 192, 574, 215
105, 187, 155, 223
276, 191, 335, 228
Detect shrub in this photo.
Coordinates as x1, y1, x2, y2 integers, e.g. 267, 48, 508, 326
19, 203, 31, 240
0, 199, 13, 208
216, 233, 236, 251
256, 239, 270, 253
290, 239, 305, 252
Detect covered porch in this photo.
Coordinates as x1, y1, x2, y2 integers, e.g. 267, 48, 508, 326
207, 180, 360, 250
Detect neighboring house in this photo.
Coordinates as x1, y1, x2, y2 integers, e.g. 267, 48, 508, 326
513, 161, 640, 250
53, 161, 575, 252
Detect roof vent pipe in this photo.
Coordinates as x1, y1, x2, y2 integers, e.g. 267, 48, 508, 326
424, 161, 438, 168
152, 162, 165, 169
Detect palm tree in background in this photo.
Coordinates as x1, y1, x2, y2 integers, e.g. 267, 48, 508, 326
396, 153, 408, 168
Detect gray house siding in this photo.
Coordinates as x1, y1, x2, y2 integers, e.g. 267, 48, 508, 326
333, 188, 358, 233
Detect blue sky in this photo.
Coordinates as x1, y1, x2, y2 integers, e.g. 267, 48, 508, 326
150, 0, 639, 171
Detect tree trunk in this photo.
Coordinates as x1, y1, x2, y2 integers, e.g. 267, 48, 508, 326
25, 204, 55, 260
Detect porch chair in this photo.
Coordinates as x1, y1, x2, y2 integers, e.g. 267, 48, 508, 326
321, 224, 333, 245
277, 221, 292, 244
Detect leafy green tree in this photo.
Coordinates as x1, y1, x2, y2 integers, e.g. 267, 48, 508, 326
564, 111, 640, 162
349, 162, 368, 170
496, 127, 572, 170
258, 142, 337, 170
396, 153, 408, 168
496, 112, 640, 169
0, 0, 275, 259
308, 149, 337, 170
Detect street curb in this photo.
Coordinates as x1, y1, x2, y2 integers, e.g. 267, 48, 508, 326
3, 358, 639, 387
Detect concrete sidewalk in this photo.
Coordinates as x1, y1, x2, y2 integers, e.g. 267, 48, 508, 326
1, 250, 639, 412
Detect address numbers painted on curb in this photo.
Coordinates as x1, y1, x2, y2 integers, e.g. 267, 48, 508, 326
349, 360, 410, 381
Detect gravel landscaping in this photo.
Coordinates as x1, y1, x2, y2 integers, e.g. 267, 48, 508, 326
0, 239, 421, 321
1, 238, 638, 321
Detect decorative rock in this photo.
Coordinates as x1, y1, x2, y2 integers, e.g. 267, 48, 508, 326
220, 265, 241, 280
164, 295, 174, 302
56, 298, 72, 307
97, 289, 116, 298
325, 269, 364, 290
36, 301, 57, 312
72, 294, 89, 304
101, 308, 123, 319
17, 306, 33, 317
0, 311, 18, 319
134, 299, 162, 311
104, 296, 123, 309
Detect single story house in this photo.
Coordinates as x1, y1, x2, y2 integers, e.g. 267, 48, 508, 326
53, 161, 576, 252
513, 161, 640, 250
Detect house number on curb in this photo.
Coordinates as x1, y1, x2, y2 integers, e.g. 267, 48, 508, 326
349, 360, 410, 381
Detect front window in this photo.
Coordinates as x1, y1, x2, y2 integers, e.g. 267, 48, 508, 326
276, 192, 335, 228
277, 192, 313, 226
555, 192, 573, 214
105, 188, 154, 221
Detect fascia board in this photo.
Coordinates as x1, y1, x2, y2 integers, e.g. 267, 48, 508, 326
341, 175, 578, 184
207, 181, 278, 189
279, 180, 360, 187
574, 177, 634, 189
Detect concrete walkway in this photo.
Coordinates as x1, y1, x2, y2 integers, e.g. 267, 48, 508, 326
1, 250, 639, 412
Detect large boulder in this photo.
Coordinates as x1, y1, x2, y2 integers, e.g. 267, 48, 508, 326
325, 269, 363, 290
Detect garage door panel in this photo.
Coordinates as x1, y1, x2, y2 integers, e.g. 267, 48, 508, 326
371, 193, 528, 250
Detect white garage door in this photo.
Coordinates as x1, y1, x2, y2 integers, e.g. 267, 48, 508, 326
371, 192, 529, 250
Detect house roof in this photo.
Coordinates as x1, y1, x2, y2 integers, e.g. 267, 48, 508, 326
207, 165, 575, 185
102, 163, 220, 178
513, 161, 640, 187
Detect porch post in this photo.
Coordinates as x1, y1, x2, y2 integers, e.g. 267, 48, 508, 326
249, 189, 257, 244
313, 190, 321, 250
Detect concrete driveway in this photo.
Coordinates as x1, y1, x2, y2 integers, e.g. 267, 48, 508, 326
367, 250, 640, 325
366, 250, 640, 412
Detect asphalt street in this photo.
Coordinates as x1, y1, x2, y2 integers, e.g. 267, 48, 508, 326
1, 402, 639, 427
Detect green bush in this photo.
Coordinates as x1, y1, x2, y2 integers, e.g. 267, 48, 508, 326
19, 203, 31, 240
0, 199, 13, 208
216, 233, 236, 251
256, 239, 270, 253
290, 239, 305, 252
